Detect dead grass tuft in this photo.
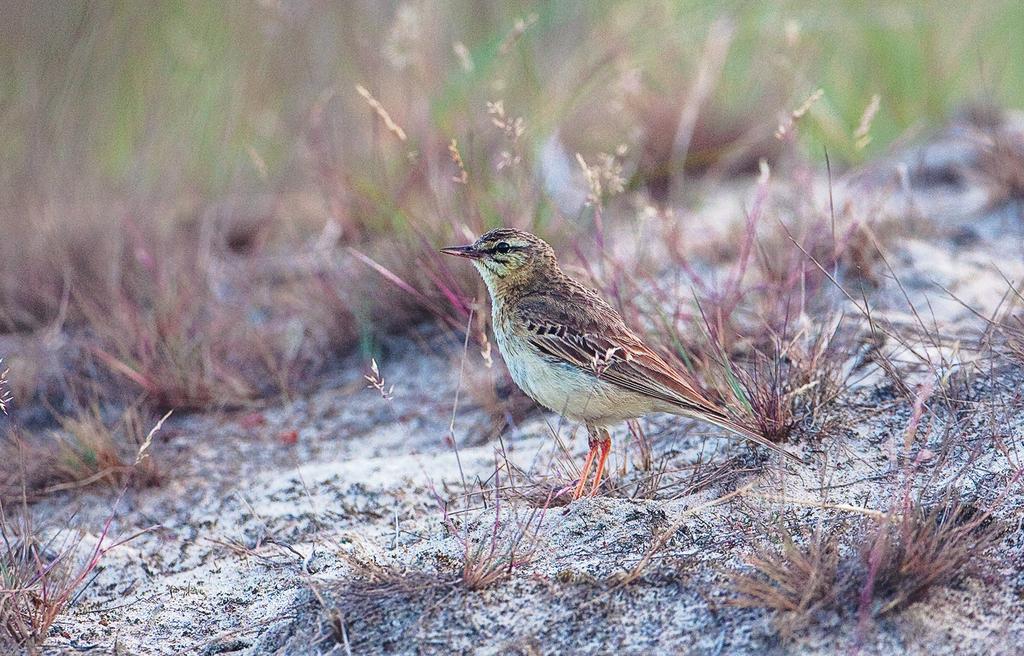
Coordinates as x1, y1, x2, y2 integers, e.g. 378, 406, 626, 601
76, 268, 258, 410
731, 522, 849, 639
732, 491, 1006, 641
0, 504, 85, 651
721, 314, 854, 443
857, 494, 1002, 618
0, 505, 96, 651
1, 401, 168, 503
47, 403, 164, 493
312, 553, 457, 653
0, 487, 148, 653
442, 467, 547, 590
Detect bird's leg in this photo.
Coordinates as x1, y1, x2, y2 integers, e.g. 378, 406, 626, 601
589, 429, 612, 496
573, 425, 601, 500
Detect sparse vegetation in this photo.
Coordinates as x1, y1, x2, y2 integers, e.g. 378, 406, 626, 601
730, 367, 1018, 644
0, 502, 87, 652
2, 2, 1024, 653
309, 553, 458, 653
443, 469, 547, 591
0, 401, 168, 503
0, 493, 141, 654
731, 522, 848, 639
857, 494, 1002, 619
307, 469, 547, 652
4, 1, 1024, 422
732, 492, 1005, 641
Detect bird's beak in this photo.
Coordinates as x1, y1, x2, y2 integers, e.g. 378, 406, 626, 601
440, 244, 483, 260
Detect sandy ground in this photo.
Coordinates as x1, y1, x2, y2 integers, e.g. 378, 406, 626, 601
34, 121, 1024, 655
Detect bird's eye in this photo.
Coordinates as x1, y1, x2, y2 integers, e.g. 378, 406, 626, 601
494, 242, 511, 254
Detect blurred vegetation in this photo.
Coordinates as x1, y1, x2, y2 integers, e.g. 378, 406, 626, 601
1, 0, 1023, 418
2, 1, 1021, 204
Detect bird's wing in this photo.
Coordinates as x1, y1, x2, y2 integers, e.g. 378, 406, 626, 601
513, 294, 715, 411
520, 317, 714, 414
514, 298, 804, 463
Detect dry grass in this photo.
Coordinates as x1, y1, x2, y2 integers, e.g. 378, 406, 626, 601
484, 418, 733, 506
731, 492, 1003, 641
1004, 314, 1024, 366
311, 474, 546, 652
0, 503, 85, 651
310, 553, 458, 653
975, 111, 1024, 208
0, 3, 1021, 653
607, 170, 874, 446
0, 408, 173, 651
0, 399, 169, 503
0, 6, 1008, 524
78, 281, 257, 410
0, 494, 142, 653
608, 481, 757, 589
714, 314, 853, 444
857, 493, 1003, 619
442, 465, 548, 590
992, 278, 1024, 368
47, 403, 163, 493
731, 522, 848, 639
730, 333, 1016, 643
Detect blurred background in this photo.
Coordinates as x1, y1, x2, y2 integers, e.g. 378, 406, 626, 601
2, 0, 1023, 427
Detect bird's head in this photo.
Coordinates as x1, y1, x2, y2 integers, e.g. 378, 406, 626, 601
441, 228, 558, 296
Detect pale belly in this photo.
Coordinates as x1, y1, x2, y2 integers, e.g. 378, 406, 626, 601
496, 328, 659, 426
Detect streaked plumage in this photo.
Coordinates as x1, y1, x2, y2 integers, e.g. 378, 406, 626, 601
442, 228, 799, 498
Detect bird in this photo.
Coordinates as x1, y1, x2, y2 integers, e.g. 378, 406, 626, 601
441, 228, 801, 499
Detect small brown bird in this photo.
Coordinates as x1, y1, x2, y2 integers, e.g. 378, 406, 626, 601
442, 228, 799, 499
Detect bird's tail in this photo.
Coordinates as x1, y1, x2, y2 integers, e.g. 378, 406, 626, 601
675, 409, 805, 464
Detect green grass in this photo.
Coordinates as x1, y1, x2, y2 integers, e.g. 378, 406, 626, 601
2, 1, 1022, 204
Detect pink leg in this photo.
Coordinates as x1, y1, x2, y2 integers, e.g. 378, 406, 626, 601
573, 445, 598, 500
589, 431, 612, 496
